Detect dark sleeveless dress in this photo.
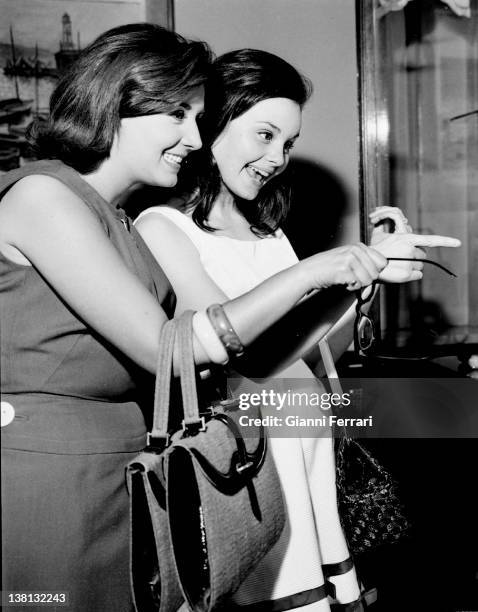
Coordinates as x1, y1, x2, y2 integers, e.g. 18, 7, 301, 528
0, 161, 175, 611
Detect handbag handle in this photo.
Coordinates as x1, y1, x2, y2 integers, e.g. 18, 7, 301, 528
148, 311, 204, 448
176, 310, 204, 429
149, 317, 177, 443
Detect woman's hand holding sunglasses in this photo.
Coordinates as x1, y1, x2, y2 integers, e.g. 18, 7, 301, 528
303, 202, 459, 292
370, 232, 460, 283
367, 205, 460, 283
303, 243, 387, 292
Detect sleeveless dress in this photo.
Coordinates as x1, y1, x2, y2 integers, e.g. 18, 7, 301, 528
135, 206, 361, 611
0, 161, 175, 612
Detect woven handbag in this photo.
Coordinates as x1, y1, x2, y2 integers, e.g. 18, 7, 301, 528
127, 311, 286, 612
318, 337, 410, 557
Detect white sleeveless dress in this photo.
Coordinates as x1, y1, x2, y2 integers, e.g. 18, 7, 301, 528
135, 206, 361, 611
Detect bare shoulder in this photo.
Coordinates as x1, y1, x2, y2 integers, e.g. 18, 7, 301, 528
135, 207, 185, 232
136, 208, 226, 309
0, 173, 99, 234
136, 209, 200, 258
1, 174, 83, 213
0, 173, 104, 265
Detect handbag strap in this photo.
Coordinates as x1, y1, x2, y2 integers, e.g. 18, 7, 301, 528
318, 337, 344, 395
318, 337, 351, 441
176, 310, 203, 428
150, 318, 177, 441
149, 310, 204, 445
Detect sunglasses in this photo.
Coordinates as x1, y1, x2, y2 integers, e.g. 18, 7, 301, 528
353, 257, 457, 356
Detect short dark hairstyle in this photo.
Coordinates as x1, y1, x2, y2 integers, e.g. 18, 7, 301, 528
185, 48, 312, 236
29, 23, 213, 173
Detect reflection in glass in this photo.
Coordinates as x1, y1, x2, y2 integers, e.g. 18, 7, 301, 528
358, 0, 477, 353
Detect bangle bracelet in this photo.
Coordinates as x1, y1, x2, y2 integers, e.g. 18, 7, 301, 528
192, 311, 229, 365
206, 304, 245, 357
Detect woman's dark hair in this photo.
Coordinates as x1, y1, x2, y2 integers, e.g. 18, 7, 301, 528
29, 23, 212, 173
186, 48, 312, 236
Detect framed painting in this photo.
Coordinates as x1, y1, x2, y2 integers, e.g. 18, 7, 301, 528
0, 0, 174, 171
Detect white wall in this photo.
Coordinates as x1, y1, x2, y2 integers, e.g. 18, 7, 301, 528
175, 0, 360, 245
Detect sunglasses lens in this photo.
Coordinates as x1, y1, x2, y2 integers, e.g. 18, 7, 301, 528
358, 315, 374, 350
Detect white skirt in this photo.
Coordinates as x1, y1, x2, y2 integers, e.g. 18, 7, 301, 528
231, 363, 361, 611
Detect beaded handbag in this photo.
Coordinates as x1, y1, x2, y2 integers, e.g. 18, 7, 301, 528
335, 433, 410, 555
318, 337, 410, 556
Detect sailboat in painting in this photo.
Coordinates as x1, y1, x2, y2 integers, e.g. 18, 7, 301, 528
1, 27, 33, 118
0, 26, 34, 170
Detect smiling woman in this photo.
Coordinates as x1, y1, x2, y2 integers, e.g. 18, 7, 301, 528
134, 48, 461, 612
211, 97, 301, 202
182, 48, 313, 238
90, 87, 205, 196
134, 49, 364, 612
0, 23, 217, 612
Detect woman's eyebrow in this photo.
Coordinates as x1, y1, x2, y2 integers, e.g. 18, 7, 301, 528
256, 121, 280, 132
256, 121, 300, 139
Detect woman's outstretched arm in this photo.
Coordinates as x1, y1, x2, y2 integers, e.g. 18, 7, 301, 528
136, 208, 460, 375
0, 176, 388, 374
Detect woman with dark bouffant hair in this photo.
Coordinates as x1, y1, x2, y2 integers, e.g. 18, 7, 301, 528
31, 24, 211, 174
0, 23, 213, 612
135, 49, 460, 611
186, 48, 312, 236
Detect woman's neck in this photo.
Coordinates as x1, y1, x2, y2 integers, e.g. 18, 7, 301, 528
80, 159, 136, 206
211, 186, 236, 216
208, 186, 259, 241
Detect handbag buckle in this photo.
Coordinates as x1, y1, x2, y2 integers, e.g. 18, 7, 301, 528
208, 398, 239, 415
181, 416, 207, 435
146, 432, 170, 453
219, 398, 240, 412
236, 460, 253, 474
206, 403, 222, 417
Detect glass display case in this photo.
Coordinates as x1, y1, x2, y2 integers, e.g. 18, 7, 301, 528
356, 0, 477, 359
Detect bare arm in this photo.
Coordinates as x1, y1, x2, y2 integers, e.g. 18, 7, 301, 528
134, 212, 229, 314
0, 176, 171, 372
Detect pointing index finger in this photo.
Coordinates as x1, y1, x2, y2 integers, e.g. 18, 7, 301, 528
406, 234, 461, 248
